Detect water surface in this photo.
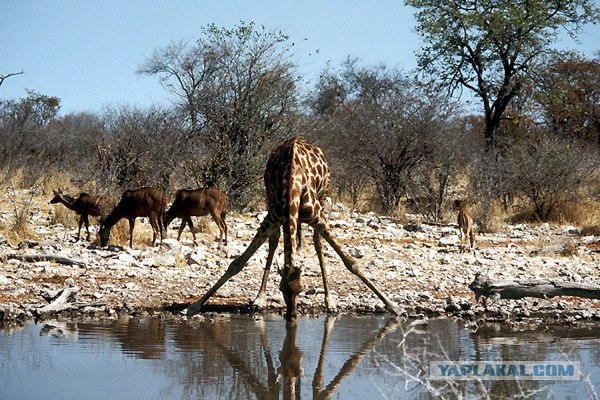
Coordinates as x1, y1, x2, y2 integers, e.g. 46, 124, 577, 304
1, 315, 599, 399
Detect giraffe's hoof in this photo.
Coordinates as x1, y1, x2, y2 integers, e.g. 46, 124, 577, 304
325, 296, 338, 314
186, 302, 204, 316
285, 310, 299, 322
387, 303, 404, 317
251, 296, 268, 311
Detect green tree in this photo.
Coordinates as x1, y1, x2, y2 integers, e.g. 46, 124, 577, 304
405, 0, 600, 150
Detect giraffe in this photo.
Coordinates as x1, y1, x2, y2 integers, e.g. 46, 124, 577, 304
186, 137, 401, 321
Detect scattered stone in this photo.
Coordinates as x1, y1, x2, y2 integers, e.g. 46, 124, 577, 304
403, 223, 423, 233
0, 197, 599, 327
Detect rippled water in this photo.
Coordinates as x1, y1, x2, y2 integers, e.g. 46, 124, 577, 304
1, 315, 599, 399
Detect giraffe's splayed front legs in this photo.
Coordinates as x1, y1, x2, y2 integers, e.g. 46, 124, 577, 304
252, 230, 281, 310
186, 219, 277, 316
314, 221, 403, 317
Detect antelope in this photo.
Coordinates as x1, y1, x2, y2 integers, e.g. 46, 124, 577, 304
99, 187, 166, 248
455, 199, 475, 253
163, 187, 228, 246
49, 189, 116, 242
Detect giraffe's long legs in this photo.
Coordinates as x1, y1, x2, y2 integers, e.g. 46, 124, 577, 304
187, 218, 278, 316
252, 229, 281, 309
313, 221, 402, 316
313, 230, 337, 313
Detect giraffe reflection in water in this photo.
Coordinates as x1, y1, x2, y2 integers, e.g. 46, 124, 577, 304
54, 315, 398, 399
198, 315, 401, 400
29, 317, 600, 399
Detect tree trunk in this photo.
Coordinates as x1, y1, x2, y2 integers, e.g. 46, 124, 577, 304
8, 254, 85, 267
36, 287, 80, 314
469, 273, 600, 301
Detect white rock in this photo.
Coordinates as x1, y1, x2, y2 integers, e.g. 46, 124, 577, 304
160, 238, 181, 249
349, 247, 366, 258
117, 253, 138, 265
438, 235, 459, 247
142, 254, 177, 268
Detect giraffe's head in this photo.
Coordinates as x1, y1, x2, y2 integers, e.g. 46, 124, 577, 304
279, 266, 303, 322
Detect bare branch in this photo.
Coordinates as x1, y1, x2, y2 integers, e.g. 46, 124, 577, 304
0, 70, 24, 87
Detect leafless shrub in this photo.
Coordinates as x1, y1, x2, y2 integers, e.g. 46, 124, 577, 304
0, 179, 43, 243
93, 105, 185, 191
503, 131, 599, 221
311, 60, 465, 217
138, 22, 300, 208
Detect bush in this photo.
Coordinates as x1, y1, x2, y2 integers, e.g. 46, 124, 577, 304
503, 132, 598, 221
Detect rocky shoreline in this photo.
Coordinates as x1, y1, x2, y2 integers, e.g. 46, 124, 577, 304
2, 202, 600, 329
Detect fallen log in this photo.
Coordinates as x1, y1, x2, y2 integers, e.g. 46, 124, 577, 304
469, 273, 600, 302
7, 254, 85, 267
36, 286, 80, 314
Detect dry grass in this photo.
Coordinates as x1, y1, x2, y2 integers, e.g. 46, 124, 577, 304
41, 171, 75, 196
48, 202, 80, 228
103, 219, 159, 247
472, 201, 506, 234
0, 173, 44, 244
508, 198, 600, 231
554, 199, 600, 227
2, 168, 600, 247
101, 216, 220, 247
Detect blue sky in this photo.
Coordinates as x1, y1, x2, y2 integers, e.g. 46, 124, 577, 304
1, 1, 599, 115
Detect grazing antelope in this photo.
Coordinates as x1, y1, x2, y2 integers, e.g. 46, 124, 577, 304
49, 189, 115, 242
163, 187, 228, 246
186, 137, 401, 321
99, 187, 166, 248
455, 199, 475, 253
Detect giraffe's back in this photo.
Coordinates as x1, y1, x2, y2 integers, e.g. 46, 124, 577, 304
264, 137, 330, 223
